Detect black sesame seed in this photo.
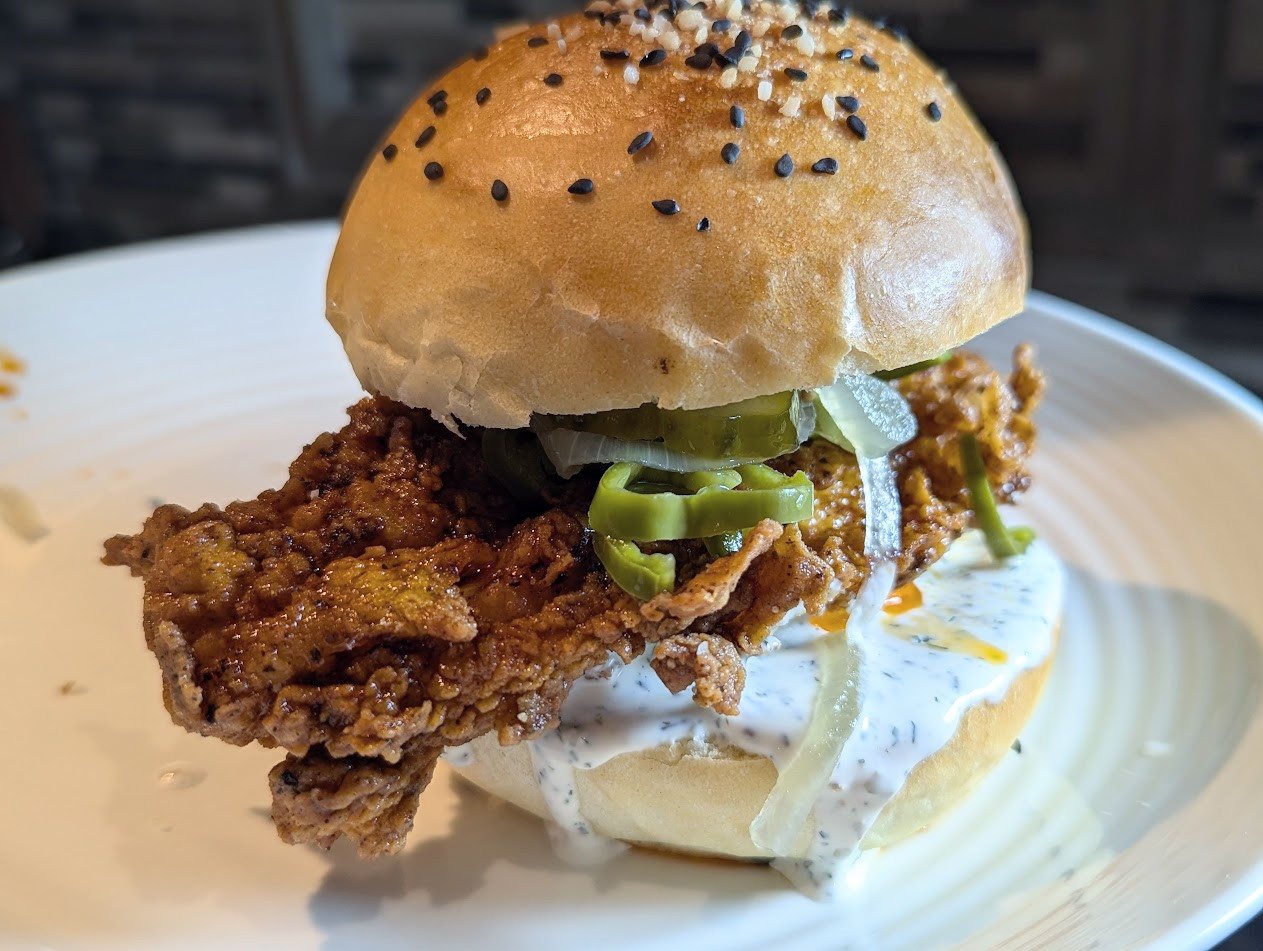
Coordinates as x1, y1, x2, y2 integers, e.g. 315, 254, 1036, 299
836, 48, 853, 61
473, 46, 489, 61
382, 143, 398, 161
415, 125, 436, 148
424, 161, 444, 181
846, 114, 867, 140
491, 179, 509, 201
635, 7, 651, 20
785, 67, 809, 81
476, 86, 491, 105
427, 90, 448, 106
774, 153, 794, 177
685, 51, 713, 69
713, 18, 731, 31
926, 101, 942, 121
730, 104, 745, 128
640, 49, 667, 67
695, 41, 720, 56
713, 50, 735, 68
835, 95, 859, 113
734, 30, 752, 54
811, 157, 838, 174
697, 217, 711, 232
584, 8, 604, 17
568, 178, 595, 195
860, 54, 879, 72
721, 142, 740, 164
433, 100, 448, 116
528, 36, 548, 47
601, 48, 631, 60
803, 0, 821, 17
628, 130, 654, 154
544, 73, 564, 87
652, 199, 680, 215
602, 10, 623, 24
782, 24, 803, 39
828, 7, 848, 23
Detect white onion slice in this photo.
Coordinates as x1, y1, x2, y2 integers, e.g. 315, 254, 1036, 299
815, 374, 917, 458
750, 453, 901, 853
536, 428, 763, 477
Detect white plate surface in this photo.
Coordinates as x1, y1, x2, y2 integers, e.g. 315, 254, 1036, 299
1, 223, 1262, 951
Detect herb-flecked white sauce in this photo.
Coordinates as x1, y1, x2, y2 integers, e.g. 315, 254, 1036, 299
525, 530, 1062, 896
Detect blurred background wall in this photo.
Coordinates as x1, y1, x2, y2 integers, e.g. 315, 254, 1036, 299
0, 0, 1261, 391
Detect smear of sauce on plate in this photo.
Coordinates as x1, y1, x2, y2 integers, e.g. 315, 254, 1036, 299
0, 348, 25, 399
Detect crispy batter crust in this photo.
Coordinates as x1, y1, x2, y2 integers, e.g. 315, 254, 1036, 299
103, 348, 1042, 855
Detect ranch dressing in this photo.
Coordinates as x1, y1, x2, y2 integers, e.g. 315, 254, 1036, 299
527, 529, 1063, 896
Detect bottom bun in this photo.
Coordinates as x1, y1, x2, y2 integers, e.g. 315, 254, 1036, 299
451, 623, 1058, 861
449, 530, 1060, 863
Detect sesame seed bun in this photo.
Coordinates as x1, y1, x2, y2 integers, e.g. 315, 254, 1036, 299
327, 3, 1029, 428
450, 620, 1058, 862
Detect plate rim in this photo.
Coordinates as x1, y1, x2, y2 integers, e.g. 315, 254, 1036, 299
3, 222, 1263, 951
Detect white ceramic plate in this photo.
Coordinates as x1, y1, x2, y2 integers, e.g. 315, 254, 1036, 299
2, 223, 1262, 951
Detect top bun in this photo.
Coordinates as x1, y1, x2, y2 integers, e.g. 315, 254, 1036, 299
326, 2, 1028, 429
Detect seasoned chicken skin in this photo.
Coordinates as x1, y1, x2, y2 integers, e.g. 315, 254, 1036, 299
104, 348, 1042, 855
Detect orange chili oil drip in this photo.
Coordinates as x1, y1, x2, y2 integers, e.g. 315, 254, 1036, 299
0, 381, 14, 399
0, 351, 24, 375
883, 582, 923, 615
810, 607, 849, 634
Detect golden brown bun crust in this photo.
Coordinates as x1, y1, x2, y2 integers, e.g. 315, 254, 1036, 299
327, 4, 1028, 428
451, 625, 1058, 860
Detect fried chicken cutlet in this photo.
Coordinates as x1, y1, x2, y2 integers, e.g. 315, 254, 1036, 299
103, 348, 1043, 856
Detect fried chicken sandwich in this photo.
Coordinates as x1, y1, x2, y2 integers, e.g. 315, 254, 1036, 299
105, 0, 1062, 897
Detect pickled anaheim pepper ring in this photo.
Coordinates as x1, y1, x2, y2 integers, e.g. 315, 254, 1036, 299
592, 533, 676, 601
959, 432, 1035, 560
587, 462, 814, 543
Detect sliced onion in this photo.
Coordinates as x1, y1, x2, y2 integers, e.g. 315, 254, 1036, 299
815, 374, 916, 458
537, 428, 767, 478
750, 453, 901, 854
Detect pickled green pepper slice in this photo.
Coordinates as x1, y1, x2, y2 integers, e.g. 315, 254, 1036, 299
874, 352, 953, 381
547, 390, 812, 461
482, 428, 558, 503
587, 462, 813, 543
592, 533, 676, 601
959, 432, 1034, 559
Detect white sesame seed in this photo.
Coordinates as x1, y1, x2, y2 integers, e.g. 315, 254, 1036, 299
676, 8, 703, 30
720, 66, 739, 88
777, 6, 797, 23
780, 94, 802, 117
739, 54, 758, 73
547, 22, 561, 39
557, 38, 567, 53
694, 26, 707, 44
752, 21, 770, 38
630, 20, 645, 36
660, 30, 680, 51
751, 43, 764, 57
757, 79, 772, 101
624, 63, 640, 84
586, 1, 611, 12
795, 34, 816, 56
726, 0, 741, 18
822, 94, 836, 119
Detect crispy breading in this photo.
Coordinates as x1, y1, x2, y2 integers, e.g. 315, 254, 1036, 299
103, 347, 1043, 856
